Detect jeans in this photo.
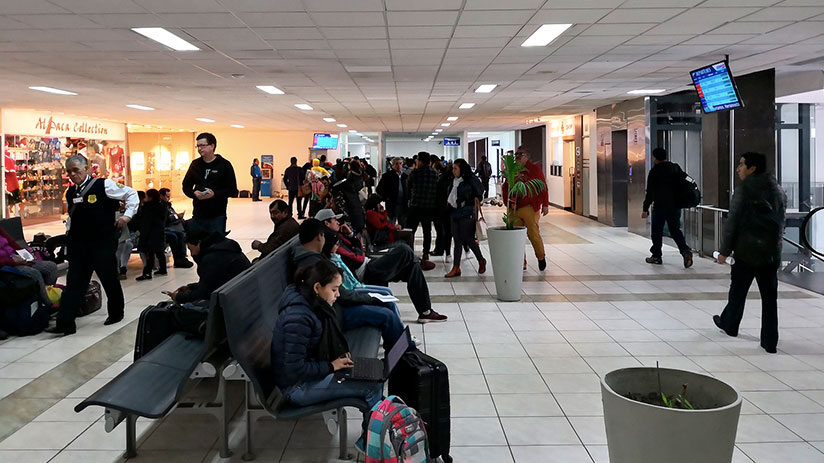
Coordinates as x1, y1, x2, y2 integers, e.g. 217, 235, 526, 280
718, 261, 779, 350
406, 207, 435, 256
357, 285, 403, 319
13, 260, 58, 304
165, 229, 187, 261
288, 189, 306, 218
189, 216, 227, 235
283, 374, 383, 433
116, 239, 133, 268
451, 214, 484, 264
649, 206, 690, 258
362, 243, 430, 316
480, 177, 490, 199
433, 208, 452, 254
343, 305, 405, 350
142, 250, 167, 276
252, 177, 261, 200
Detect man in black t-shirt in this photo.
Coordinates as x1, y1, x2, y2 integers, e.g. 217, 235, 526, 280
182, 133, 238, 235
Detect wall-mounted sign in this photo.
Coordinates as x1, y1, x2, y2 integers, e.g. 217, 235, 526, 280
1, 109, 126, 140
491, 139, 500, 146
443, 137, 460, 146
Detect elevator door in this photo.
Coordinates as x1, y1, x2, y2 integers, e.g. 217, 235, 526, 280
612, 130, 628, 227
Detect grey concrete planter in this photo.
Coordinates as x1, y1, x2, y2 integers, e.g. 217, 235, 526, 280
601, 367, 742, 463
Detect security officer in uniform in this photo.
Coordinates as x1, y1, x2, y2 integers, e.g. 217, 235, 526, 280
46, 155, 139, 335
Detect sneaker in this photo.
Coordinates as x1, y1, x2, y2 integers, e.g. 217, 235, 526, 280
420, 260, 436, 271
173, 259, 194, 269
322, 410, 338, 435
136, 274, 152, 281
417, 310, 448, 324
682, 251, 693, 269
645, 256, 663, 265
538, 258, 546, 271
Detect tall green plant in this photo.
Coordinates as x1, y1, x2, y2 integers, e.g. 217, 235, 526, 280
501, 153, 546, 229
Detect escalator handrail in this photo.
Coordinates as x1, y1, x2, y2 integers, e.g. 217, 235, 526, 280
799, 206, 824, 262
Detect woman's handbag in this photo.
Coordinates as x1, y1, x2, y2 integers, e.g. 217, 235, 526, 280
475, 209, 488, 241
298, 182, 312, 197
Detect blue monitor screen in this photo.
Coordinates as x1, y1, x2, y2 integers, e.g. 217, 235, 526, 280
690, 61, 743, 113
443, 137, 460, 146
312, 133, 338, 149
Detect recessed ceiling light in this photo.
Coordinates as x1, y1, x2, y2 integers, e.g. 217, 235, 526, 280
441, 123, 451, 127
195, 118, 215, 123
294, 104, 313, 110
323, 117, 336, 122
28, 86, 77, 96
431, 132, 438, 135
627, 89, 666, 95
131, 27, 199, 51
337, 123, 347, 127
446, 116, 458, 121
459, 103, 475, 109
257, 85, 285, 95
469, 132, 481, 135
231, 124, 245, 128
349, 130, 357, 133
126, 104, 154, 111
521, 24, 572, 47
435, 129, 443, 132
475, 84, 497, 93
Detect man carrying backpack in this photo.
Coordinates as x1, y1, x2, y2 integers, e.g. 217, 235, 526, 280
714, 152, 787, 354
642, 147, 693, 268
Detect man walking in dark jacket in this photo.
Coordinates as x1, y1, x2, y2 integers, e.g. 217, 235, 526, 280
475, 155, 493, 199
250, 158, 262, 202
283, 157, 307, 219
182, 133, 238, 235
642, 147, 693, 267
406, 152, 438, 269
171, 228, 251, 303
714, 152, 787, 353
376, 157, 408, 226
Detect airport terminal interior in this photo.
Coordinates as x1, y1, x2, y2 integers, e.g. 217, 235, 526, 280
2, 1, 824, 462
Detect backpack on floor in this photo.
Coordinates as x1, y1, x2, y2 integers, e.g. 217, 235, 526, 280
364, 395, 429, 463
77, 280, 102, 317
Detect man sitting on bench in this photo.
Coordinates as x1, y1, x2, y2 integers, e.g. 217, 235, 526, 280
315, 209, 447, 324
170, 228, 251, 303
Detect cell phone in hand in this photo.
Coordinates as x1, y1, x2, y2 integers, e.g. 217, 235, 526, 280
161, 290, 174, 297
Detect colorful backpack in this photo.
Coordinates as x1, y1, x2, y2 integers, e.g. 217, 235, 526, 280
364, 395, 429, 463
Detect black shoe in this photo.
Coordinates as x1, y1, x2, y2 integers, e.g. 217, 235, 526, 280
154, 270, 167, 276
136, 274, 152, 281
538, 258, 547, 271
0, 329, 8, 340
762, 344, 777, 354
713, 315, 737, 337
45, 325, 76, 336
104, 315, 124, 326
430, 249, 444, 257
173, 259, 194, 269
682, 251, 693, 269
645, 256, 663, 265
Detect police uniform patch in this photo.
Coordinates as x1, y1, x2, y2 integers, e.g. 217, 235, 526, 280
87, 194, 97, 204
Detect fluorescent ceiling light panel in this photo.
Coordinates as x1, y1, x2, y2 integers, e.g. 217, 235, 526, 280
126, 104, 154, 111
521, 24, 572, 47
256, 85, 285, 95
349, 130, 357, 133
231, 124, 244, 128
323, 117, 336, 122
28, 86, 77, 96
132, 27, 199, 51
432, 132, 438, 135
475, 84, 497, 93
441, 123, 451, 127
337, 124, 347, 128
195, 118, 215, 123
294, 104, 313, 110
469, 132, 481, 135
459, 103, 475, 109
627, 89, 666, 95
446, 116, 458, 121
435, 129, 443, 132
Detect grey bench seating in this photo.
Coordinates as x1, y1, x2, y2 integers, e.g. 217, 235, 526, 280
73, 292, 233, 459
218, 236, 381, 460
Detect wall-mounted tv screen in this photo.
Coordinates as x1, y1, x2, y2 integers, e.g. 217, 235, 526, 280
313, 133, 338, 149
690, 61, 743, 113
443, 137, 460, 146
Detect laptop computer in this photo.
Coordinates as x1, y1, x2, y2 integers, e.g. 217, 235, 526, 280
340, 327, 410, 381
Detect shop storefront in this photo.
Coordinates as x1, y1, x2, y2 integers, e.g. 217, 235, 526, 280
126, 131, 194, 197
1, 109, 127, 223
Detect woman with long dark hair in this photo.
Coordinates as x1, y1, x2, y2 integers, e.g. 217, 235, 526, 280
270, 259, 382, 452
445, 159, 486, 278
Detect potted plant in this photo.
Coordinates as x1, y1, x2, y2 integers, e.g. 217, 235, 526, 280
487, 153, 546, 301
601, 366, 742, 463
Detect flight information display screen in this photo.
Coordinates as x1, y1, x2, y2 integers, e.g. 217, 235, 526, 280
690, 61, 743, 113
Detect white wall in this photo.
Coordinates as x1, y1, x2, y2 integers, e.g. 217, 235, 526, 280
385, 140, 453, 159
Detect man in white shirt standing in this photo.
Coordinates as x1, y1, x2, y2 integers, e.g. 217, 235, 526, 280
46, 155, 139, 336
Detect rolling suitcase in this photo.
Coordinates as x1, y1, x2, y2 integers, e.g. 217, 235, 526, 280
388, 349, 452, 463
134, 301, 176, 360
0, 267, 49, 336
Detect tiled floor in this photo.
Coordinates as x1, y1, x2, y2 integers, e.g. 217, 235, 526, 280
2, 200, 824, 462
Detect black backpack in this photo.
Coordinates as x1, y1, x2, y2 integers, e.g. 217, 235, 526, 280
676, 171, 701, 209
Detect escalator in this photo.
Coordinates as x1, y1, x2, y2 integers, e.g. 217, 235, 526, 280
778, 207, 824, 294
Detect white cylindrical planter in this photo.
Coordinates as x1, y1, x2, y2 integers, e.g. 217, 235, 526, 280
487, 226, 527, 301
601, 367, 742, 463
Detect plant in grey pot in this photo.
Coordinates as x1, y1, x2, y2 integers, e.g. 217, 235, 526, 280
487, 153, 546, 301
601, 366, 742, 463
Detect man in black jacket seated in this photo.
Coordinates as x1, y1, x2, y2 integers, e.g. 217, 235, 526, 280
170, 228, 251, 303
641, 147, 693, 267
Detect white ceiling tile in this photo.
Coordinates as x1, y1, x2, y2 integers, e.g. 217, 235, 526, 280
684, 34, 756, 45
530, 9, 612, 24
581, 23, 657, 36
336, 49, 391, 59
646, 8, 761, 35
626, 34, 693, 45
266, 40, 329, 50
311, 12, 386, 27
255, 28, 325, 40
0, 0, 70, 14
303, 0, 384, 11
702, 0, 776, 6
133, 0, 225, 13
10, 14, 102, 28
458, 9, 534, 25
321, 27, 386, 39
465, 0, 544, 9
599, 8, 685, 23
387, 11, 460, 26
222, 0, 305, 12
741, 21, 824, 44
85, 14, 164, 28
454, 25, 522, 38
621, 0, 703, 6
50, 0, 146, 13
390, 39, 450, 50
235, 12, 314, 27
450, 37, 511, 48
158, 13, 247, 28
708, 21, 793, 34
740, 7, 824, 22
385, 0, 463, 11
330, 39, 389, 50
390, 50, 444, 65
388, 26, 454, 38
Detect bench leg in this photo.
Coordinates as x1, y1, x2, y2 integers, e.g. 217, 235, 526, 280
338, 407, 352, 460
242, 382, 256, 461
217, 375, 233, 458
125, 414, 137, 459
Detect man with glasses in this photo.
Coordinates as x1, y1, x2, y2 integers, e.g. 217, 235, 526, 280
182, 133, 238, 235
503, 146, 550, 271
